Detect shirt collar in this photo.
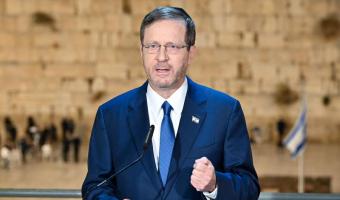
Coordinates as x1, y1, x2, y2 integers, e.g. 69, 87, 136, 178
146, 77, 188, 115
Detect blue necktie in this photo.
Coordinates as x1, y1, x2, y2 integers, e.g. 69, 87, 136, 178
159, 101, 175, 186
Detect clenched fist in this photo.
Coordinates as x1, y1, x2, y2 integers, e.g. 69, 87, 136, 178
190, 157, 216, 192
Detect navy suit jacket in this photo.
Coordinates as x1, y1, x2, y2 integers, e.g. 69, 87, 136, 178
82, 78, 260, 200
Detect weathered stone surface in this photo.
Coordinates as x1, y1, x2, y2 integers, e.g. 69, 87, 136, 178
0, 0, 339, 143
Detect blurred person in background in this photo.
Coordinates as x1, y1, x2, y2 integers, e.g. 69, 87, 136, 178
61, 116, 75, 162
4, 116, 17, 144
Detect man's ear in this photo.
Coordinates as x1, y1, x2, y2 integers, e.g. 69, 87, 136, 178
139, 44, 143, 58
188, 45, 196, 64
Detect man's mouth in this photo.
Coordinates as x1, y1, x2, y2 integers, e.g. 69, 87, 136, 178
155, 63, 171, 76
156, 68, 170, 72
155, 68, 171, 77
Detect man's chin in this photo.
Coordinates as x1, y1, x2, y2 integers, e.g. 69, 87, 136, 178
155, 83, 173, 89
150, 80, 174, 89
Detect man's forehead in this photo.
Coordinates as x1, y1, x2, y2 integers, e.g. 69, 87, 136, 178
144, 19, 186, 31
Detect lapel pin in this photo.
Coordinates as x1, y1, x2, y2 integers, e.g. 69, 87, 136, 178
192, 116, 200, 124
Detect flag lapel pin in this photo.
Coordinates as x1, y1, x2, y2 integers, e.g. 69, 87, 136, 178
192, 116, 200, 124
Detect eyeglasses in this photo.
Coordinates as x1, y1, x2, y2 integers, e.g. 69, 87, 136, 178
142, 43, 189, 54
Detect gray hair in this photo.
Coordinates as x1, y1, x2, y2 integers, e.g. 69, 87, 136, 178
140, 6, 196, 48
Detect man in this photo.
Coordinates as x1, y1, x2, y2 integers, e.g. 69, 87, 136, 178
82, 6, 260, 200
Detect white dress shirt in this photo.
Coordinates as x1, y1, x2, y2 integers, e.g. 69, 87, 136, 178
146, 78, 188, 168
146, 78, 217, 199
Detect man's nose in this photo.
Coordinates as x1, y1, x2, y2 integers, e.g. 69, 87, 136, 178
156, 46, 169, 61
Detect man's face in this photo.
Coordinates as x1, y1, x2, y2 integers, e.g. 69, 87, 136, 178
141, 19, 195, 95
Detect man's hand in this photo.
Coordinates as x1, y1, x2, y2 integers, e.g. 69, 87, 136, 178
190, 157, 217, 192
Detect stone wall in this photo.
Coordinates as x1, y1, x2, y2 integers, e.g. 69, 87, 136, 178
0, 0, 339, 142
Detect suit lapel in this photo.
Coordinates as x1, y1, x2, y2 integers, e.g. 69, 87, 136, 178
127, 83, 163, 191
164, 78, 207, 197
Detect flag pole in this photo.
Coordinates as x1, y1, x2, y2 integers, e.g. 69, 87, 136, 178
298, 74, 306, 193
298, 150, 304, 193
284, 72, 307, 193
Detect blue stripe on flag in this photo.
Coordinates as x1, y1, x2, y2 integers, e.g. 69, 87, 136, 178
291, 137, 306, 158
283, 102, 307, 158
284, 109, 306, 145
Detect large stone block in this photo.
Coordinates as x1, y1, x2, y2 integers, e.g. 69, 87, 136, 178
209, 78, 228, 93
260, 0, 277, 15
261, 16, 279, 33
11, 48, 40, 62
251, 62, 278, 82
237, 95, 279, 118
3, 15, 32, 32
96, 62, 127, 79
36, 48, 75, 63
304, 0, 339, 16
0, 32, 16, 47
192, 15, 215, 33
75, 0, 92, 15
32, 32, 62, 47
184, 0, 212, 16
105, 14, 127, 32
279, 16, 315, 34
189, 61, 238, 80
320, 79, 339, 96
61, 78, 88, 92
33, 31, 99, 48
69, 91, 92, 107
258, 33, 286, 49
229, 79, 260, 95
0, 94, 7, 114
58, 15, 115, 32
286, 33, 316, 49
211, 15, 227, 33
126, 64, 146, 80
223, 15, 254, 32
75, 15, 106, 31
65, 32, 99, 48
103, 13, 133, 34
96, 48, 118, 62
37, 0, 75, 15
286, 0, 307, 16
6, 0, 75, 15
275, 64, 300, 83
5, 0, 28, 15
217, 32, 243, 47
131, 14, 144, 34
33, 78, 61, 91
104, 78, 145, 96
13, 32, 33, 48
0, 63, 43, 80
0, 0, 5, 15
111, 32, 139, 48
128, 0, 157, 15
190, 48, 215, 67
10, 91, 60, 107
208, 0, 228, 15
228, 0, 262, 15
196, 32, 216, 48
44, 63, 95, 78
305, 79, 324, 95
38, 46, 96, 63
306, 47, 339, 65
114, 48, 140, 66
86, 0, 122, 15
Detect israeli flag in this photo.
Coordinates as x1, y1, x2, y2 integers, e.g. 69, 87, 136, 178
283, 102, 307, 158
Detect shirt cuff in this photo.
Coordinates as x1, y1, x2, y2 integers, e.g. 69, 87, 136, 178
203, 185, 218, 199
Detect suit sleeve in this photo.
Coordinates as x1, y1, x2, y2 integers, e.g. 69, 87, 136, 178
81, 107, 119, 200
215, 101, 260, 200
